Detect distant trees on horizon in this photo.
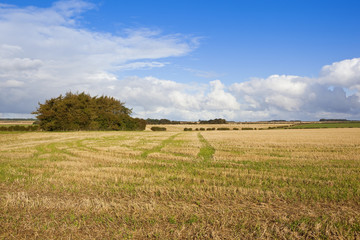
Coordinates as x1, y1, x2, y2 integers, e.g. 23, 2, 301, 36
319, 118, 348, 122
199, 118, 227, 124
146, 118, 228, 125
146, 118, 181, 124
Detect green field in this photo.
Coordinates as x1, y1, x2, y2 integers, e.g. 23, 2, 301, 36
1, 129, 360, 239
289, 121, 360, 129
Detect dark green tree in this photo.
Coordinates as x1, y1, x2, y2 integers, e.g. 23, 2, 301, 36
32, 92, 146, 131
199, 118, 227, 124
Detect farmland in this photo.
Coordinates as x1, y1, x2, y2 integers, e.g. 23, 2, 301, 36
0, 119, 35, 127
288, 121, 360, 129
1, 127, 360, 239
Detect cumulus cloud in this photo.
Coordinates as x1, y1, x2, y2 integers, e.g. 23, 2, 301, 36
102, 77, 240, 120
319, 58, 360, 88
230, 75, 309, 112
229, 63, 360, 120
205, 80, 240, 110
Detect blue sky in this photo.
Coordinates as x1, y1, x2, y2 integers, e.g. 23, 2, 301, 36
74, 0, 360, 81
1, 0, 360, 120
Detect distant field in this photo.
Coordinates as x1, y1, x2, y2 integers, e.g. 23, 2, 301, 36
1, 129, 359, 239
289, 121, 360, 129
0, 120, 34, 126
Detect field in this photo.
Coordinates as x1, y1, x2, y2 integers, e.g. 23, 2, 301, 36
289, 122, 360, 129
1, 127, 360, 239
0, 120, 35, 127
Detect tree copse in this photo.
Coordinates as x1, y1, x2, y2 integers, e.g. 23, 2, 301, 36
32, 92, 145, 131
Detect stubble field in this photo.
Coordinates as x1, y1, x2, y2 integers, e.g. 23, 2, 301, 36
0, 127, 359, 239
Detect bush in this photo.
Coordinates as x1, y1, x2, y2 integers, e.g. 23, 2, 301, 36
13, 125, 25, 131
184, 128, 193, 131
242, 127, 253, 130
151, 127, 167, 131
199, 128, 205, 131
217, 127, 230, 131
206, 128, 215, 131
233, 128, 239, 130
32, 92, 146, 131
29, 125, 40, 131
0, 125, 40, 132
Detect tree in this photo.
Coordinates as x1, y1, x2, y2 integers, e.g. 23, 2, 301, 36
32, 92, 146, 131
199, 118, 227, 124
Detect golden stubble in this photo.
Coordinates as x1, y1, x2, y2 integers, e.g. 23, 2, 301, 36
1, 128, 359, 239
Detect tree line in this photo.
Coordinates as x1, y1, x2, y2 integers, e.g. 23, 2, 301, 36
32, 92, 146, 131
199, 118, 227, 124
146, 118, 228, 124
146, 118, 181, 124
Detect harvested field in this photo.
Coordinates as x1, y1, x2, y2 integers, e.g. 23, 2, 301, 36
0, 129, 359, 239
0, 120, 35, 126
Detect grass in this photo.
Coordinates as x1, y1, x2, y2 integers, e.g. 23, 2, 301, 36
197, 133, 215, 161
289, 121, 360, 129
0, 129, 359, 239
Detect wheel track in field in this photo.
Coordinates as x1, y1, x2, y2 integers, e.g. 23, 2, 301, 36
140, 133, 181, 158
197, 132, 215, 161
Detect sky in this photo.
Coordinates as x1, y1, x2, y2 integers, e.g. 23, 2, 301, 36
1, 0, 360, 121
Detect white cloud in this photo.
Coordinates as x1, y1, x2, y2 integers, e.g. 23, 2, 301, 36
230, 74, 309, 112
229, 59, 360, 120
0, 57, 43, 71
0, 1, 197, 115
0, 80, 24, 88
115, 61, 168, 71
205, 80, 240, 110
92, 76, 241, 120
265, 95, 302, 112
0, 44, 22, 57
320, 58, 360, 88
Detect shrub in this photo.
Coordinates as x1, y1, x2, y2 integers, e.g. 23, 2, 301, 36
184, 128, 193, 131
199, 128, 205, 131
32, 92, 146, 131
151, 126, 167, 131
242, 127, 253, 130
233, 128, 239, 130
13, 125, 25, 131
29, 125, 40, 131
217, 127, 230, 130
0, 125, 40, 132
